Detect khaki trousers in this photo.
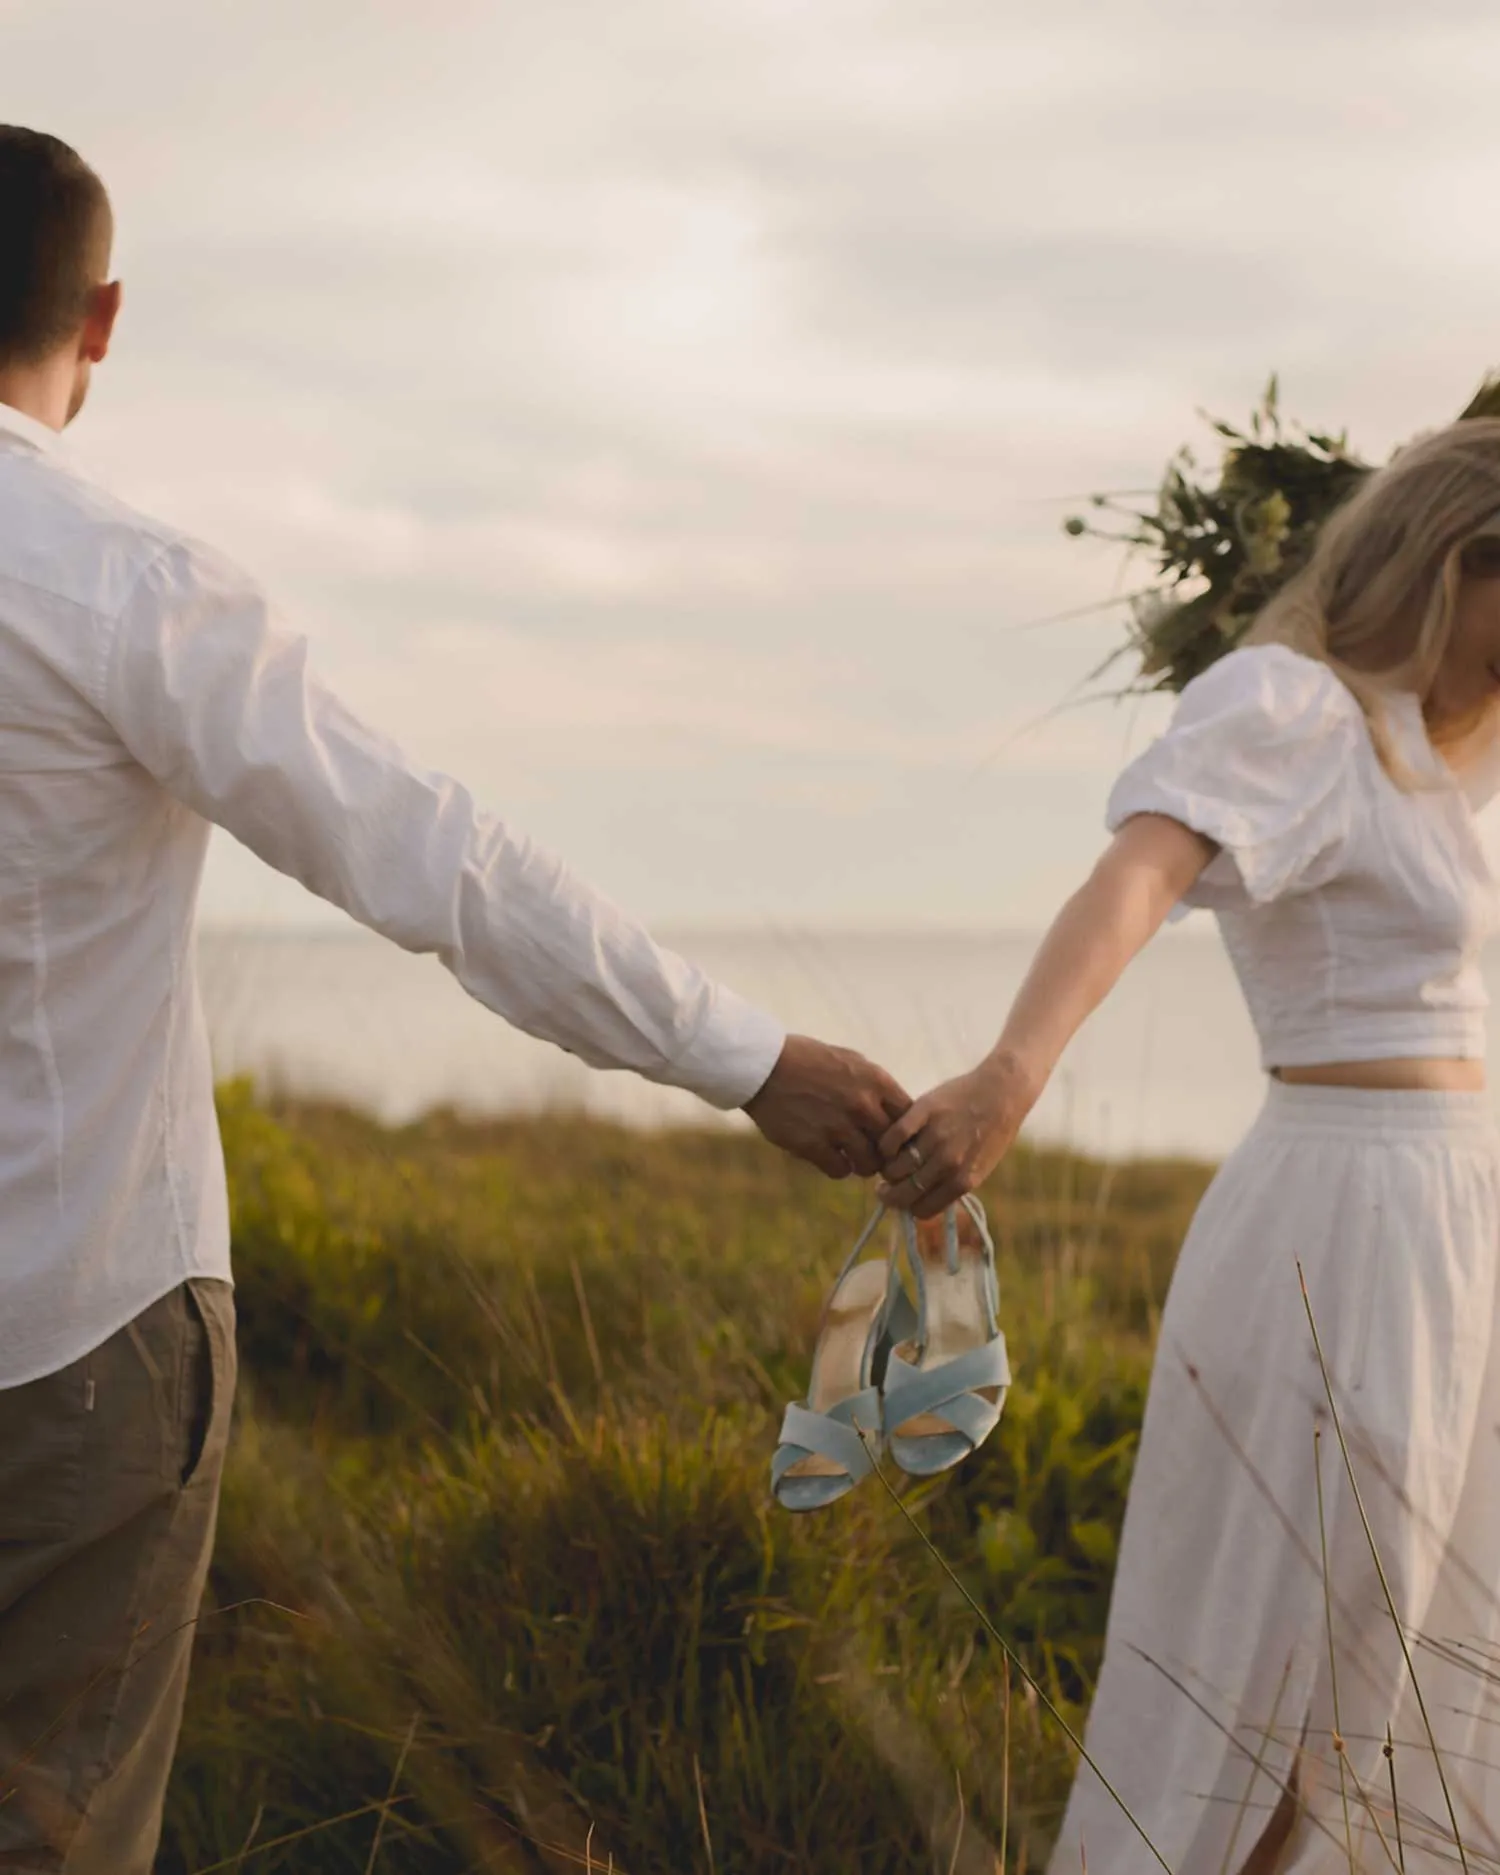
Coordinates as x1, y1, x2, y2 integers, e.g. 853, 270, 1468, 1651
0, 1279, 236, 1874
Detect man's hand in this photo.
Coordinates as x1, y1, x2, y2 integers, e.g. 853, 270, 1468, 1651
743, 1035, 910, 1179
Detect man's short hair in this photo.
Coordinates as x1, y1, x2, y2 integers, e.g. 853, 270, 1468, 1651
0, 128, 111, 367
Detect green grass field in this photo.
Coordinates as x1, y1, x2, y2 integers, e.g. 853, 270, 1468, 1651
157, 1081, 1210, 1873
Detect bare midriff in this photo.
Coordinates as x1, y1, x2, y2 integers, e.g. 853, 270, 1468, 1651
1272, 1058, 1487, 1091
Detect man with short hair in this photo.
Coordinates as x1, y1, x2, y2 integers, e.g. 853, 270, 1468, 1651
0, 126, 906, 1873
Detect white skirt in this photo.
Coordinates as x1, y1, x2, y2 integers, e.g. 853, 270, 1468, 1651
1049, 1082, 1500, 1874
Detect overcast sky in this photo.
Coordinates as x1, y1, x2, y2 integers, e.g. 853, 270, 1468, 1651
7, 0, 1500, 930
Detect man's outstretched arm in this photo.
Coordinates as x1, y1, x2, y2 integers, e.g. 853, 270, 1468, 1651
99, 535, 906, 1169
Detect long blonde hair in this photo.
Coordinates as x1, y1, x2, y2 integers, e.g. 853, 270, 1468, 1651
1248, 416, 1500, 773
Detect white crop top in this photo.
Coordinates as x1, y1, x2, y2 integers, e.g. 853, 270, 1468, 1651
1106, 643, 1500, 1068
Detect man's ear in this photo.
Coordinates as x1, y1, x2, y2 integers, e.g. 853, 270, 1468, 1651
80, 280, 122, 365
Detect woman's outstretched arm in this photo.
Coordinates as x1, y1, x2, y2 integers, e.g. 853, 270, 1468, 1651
877, 813, 1215, 1216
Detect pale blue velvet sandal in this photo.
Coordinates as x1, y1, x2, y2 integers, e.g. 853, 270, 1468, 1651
771, 1208, 917, 1512
882, 1195, 1009, 1478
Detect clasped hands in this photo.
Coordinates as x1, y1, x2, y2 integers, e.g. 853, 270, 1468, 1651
743, 1034, 1033, 1218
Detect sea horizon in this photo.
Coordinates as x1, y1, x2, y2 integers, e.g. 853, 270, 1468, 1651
197, 920, 1500, 1165
197, 920, 1268, 1164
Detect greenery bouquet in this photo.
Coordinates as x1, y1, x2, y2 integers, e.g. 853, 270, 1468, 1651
1068, 374, 1500, 696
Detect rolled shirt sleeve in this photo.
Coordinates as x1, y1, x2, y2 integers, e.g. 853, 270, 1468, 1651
100, 536, 786, 1110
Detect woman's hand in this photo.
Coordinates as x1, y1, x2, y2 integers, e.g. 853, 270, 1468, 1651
873, 814, 1210, 1218
876, 1050, 1039, 1217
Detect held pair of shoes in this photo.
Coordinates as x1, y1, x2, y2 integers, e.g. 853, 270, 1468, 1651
771, 1197, 1011, 1512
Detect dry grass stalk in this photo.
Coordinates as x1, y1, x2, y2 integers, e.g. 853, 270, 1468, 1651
1298, 1263, 1472, 1872
1384, 1727, 1406, 1873
1001, 1658, 1012, 1873
1215, 1652, 1296, 1875
947, 1765, 966, 1875
691, 1753, 715, 1875
1315, 1424, 1358, 1867
857, 1430, 1172, 1873
229, 1800, 264, 1873
363, 1709, 420, 1874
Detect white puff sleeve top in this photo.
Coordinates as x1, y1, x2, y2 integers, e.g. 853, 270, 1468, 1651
1106, 644, 1500, 1068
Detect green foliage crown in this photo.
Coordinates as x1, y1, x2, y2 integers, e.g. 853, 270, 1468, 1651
1068, 373, 1500, 695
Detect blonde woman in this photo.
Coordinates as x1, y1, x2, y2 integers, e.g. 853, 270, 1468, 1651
878, 420, 1500, 1872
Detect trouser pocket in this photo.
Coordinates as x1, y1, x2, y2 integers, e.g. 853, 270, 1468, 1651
0, 1280, 237, 1872
178, 1278, 236, 1491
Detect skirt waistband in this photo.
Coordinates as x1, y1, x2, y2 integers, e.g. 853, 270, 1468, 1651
1257, 1078, 1498, 1140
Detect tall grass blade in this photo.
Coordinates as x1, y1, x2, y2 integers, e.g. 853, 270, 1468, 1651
1385, 1726, 1406, 1873
363, 1709, 419, 1874
229, 1801, 264, 1873
190, 1798, 422, 1873
948, 1765, 966, 1875
569, 1253, 605, 1392
1298, 1262, 1471, 1872
1130, 1646, 1353, 1864
692, 1752, 716, 1875
1001, 1658, 1011, 1874
1315, 1424, 1357, 1867
858, 1428, 1173, 1874
1215, 1652, 1294, 1875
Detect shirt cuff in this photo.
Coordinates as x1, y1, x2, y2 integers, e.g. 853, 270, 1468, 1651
666, 985, 787, 1111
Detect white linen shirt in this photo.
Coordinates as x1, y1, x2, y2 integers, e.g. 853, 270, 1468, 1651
0, 402, 785, 1388
1106, 643, 1500, 1069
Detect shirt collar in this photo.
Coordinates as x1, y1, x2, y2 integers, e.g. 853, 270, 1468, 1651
0, 401, 62, 458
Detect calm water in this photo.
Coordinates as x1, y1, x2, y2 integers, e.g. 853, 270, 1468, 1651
197, 925, 1500, 1163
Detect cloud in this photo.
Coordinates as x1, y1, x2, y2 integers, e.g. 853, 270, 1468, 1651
313, 612, 1144, 784
10, 0, 1500, 927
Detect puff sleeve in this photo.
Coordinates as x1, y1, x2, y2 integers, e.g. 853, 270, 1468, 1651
1106, 644, 1363, 916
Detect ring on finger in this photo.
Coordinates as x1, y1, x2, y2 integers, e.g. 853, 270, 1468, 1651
911, 1168, 927, 1194
909, 1141, 924, 1168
